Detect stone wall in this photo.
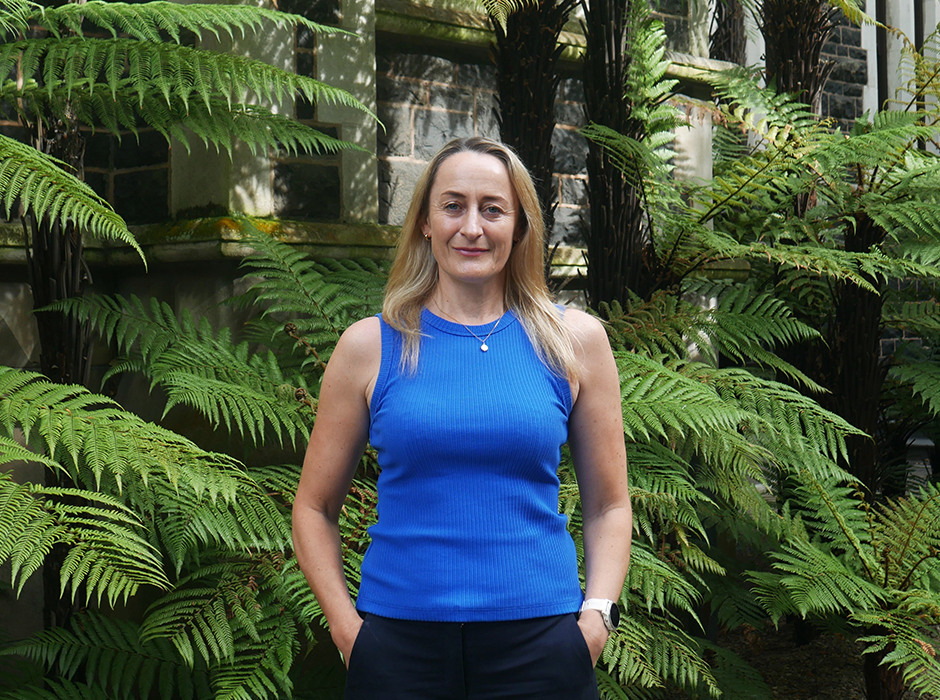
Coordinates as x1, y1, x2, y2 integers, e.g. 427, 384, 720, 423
821, 13, 869, 129
375, 50, 590, 245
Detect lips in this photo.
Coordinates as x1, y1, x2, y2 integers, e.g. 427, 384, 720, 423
454, 247, 488, 255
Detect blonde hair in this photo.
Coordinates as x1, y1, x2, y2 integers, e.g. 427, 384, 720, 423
382, 137, 578, 379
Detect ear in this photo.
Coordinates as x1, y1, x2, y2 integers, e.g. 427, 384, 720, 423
421, 218, 431, 239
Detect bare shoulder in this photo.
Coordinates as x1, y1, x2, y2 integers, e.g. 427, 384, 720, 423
334, 316, 381, 360
324, 316, 382, 395
561, 307, 611, 360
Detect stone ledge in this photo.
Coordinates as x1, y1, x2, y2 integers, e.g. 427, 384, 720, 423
375, 0, 737, 88
0, 218, 402, 267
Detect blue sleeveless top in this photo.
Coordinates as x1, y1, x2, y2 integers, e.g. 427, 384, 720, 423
357, 308, 583, 622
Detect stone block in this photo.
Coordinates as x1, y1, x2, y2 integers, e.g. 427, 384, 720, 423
84, 132, 112, 169
414, 108, 475, 160
551, 127, 588, 175
474, 92, 501, 138
559, 176, 588, 207
848, 46, 868, 61
840, 26, 862, 47
378, 77, 428, 106
273, 162, 341, 221
558, 78, 585, 104
842, 82, 864, 97
455, 63, 497, 89
428, 85, 475, 113
551, 205, 589, 246
377, 103, 413, 158
825, 94, 862, 122
829, 58, 867, 85
114, 168, 169, 224
379, 159, 427, 226
383, 52, 456, 84
554, 100, 586, 128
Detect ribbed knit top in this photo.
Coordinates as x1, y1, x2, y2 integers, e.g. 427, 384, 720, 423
357, 308, 583, 622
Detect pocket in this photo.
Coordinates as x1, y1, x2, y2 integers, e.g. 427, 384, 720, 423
345, 616, 369, 672
566, 614, 595, 670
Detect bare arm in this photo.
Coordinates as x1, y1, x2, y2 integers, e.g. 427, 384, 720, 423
565, 309, 632, 664
292, 317, 380, 665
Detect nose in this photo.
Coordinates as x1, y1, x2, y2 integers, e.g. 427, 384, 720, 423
460, 208, 483, 238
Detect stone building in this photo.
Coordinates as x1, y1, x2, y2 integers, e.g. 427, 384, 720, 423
1, 0, 938, 654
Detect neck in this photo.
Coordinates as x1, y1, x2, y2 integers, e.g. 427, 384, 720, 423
428, 285, 505, 325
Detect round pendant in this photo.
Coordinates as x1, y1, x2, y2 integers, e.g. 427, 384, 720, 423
480, 343, 488, 352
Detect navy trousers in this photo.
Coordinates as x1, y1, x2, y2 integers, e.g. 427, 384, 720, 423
344, 613, 600, 700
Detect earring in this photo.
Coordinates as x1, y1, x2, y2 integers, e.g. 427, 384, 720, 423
424, 233, 431, 240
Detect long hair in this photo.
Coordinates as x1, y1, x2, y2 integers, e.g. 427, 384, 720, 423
383, 137, 578, 379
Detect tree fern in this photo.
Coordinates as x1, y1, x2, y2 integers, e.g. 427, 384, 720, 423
0, 134, 139, 256
34, 1, 347, 44
0, 470, 169, 603
2, 610, 212, 700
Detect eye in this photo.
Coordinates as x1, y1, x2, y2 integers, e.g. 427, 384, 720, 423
483, 205, 504, 216
443, 202, 462, 212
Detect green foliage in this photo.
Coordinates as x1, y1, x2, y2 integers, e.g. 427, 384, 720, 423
0, 0, 371, 261
0, 224, 389, 700
580, 11, 940, 698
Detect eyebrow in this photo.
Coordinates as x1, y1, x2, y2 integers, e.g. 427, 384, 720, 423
438, 190, 511, 205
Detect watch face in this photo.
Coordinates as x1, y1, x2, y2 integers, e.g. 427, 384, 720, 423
609, 602, 621, 629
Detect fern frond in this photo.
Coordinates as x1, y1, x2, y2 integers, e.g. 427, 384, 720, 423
891, 362, 940, 418
871, 484, 940, 590
0, 366, 252, 504
2, 37, 373, 120
750, 539, 887, 619
606, 612, 720, 697
32, 1, 347, 43
53, 296, 314, 447
0, 679, 113, 700
6, 85, 360, 157
855, 609, 940, 698
1, 610, 210, 700
616, 353, 746, 442
0, 471, 169, 602
0, 134, 141, 259
236, 224, 387, 355
0, 0, 35, 39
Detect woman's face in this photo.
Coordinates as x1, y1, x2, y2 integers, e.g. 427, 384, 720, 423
421, 150, 521, 292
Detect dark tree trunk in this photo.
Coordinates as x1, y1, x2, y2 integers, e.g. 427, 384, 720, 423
863, 643, 907, 700
489, 0, 576, 282
25, 112, 92, 388
710, 0, 746, 65
761, 0, 837, 113
761, 0, 837, 217
825, 214, 887, 493
24, 110, 89, 635
581, 0, 654, 307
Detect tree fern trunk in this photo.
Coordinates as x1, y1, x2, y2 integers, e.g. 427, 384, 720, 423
864, 644, 906, 700
582, 0, 652, 307
24, 109, 89, 635
826, 214, 887, 493
489, 0, 576, 282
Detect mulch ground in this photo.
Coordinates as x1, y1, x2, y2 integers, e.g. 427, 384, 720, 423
719, 620, 868, 699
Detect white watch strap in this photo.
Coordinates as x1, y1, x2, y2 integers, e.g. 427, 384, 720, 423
580, 598, 615, 631
580, 598, 612, 615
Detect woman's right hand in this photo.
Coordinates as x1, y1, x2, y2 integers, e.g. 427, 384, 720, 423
333, 616, 364, 668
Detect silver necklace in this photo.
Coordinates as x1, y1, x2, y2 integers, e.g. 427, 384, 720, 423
433, 304, 503, 352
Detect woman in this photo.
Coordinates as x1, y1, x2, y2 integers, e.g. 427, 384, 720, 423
292, 137, 631, 699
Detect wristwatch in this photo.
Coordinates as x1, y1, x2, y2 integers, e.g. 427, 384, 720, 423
579, 598, 621, 632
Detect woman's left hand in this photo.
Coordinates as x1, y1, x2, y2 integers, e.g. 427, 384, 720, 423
577, 611, 611, 666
